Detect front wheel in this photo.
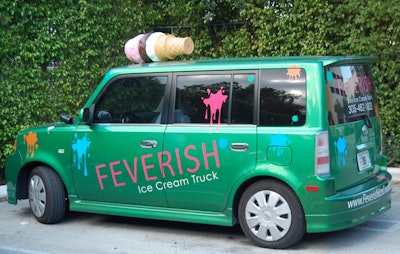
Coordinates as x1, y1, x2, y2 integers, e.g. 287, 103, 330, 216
28, 166, 66, 224
238, 180, 305, 249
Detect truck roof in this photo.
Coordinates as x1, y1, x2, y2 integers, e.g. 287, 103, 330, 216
106, 56, 377, 77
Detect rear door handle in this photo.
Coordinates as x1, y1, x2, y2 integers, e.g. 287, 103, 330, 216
141, 140, 158, 148
231, 143, 249, 151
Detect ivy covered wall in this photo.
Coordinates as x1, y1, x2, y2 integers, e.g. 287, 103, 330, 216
1, 0, 399, 180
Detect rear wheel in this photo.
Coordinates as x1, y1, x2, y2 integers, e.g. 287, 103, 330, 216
238, 180, 305, 249
28, 166, 66, 224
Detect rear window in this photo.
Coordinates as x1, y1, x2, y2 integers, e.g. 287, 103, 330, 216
326, 65, 378, 125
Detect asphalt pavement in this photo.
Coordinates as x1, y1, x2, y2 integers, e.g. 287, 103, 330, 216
0, 168, 399, 254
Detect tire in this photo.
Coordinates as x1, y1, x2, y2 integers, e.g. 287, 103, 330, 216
238, 179, 305, 249
28, 166, 66, 224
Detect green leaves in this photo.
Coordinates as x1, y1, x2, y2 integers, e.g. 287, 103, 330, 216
1, 0, 399, 176
0, 0, 134, 171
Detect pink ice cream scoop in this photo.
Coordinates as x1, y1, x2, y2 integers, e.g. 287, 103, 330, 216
124, 34, 145, 64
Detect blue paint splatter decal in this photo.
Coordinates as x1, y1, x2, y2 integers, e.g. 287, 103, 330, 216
72, 133, 91, 176
334, 137, 348, 167
248, 75, 255, 83
218, 138, 228, 149
326, 70, 334, 82
270, 133, 290, 157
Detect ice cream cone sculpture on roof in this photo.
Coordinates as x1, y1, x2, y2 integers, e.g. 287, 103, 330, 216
124, 32, 194, 64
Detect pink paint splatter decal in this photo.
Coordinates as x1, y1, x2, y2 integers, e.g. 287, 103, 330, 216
202, 87, 228, 129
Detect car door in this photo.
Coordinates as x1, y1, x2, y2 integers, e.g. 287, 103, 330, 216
72, 74, 170, 207
162, 72, 257, 212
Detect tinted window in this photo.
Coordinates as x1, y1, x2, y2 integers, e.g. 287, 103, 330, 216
259, 68, 306, 126
326, 65, 378, 125
174, 73, 255, 124
94, 76, 167, 124
231, 74, 255, 124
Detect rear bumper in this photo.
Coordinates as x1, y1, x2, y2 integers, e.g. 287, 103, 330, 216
306, 171, 392, 233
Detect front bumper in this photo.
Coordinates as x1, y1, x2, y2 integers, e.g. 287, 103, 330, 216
5, 151, 23, 205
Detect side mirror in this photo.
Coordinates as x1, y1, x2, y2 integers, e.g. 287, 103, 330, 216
60, 113, 73, 124
82, 104, 95, 125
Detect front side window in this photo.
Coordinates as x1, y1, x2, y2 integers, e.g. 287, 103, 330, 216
259, 68, 307, 126
326, 65, 377, 125
94, 76, 167, 124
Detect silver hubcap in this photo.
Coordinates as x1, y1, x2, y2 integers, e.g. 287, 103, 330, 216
245, 190, 292, 242
29, 175, 46, 218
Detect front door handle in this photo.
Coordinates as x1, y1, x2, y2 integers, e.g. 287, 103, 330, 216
141, 140, 158, 148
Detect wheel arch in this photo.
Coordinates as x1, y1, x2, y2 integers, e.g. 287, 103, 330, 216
231, 174, 305, 223
16, 161, 71, 201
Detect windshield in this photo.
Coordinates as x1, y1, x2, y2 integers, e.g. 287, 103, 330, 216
325, 65, 378, 125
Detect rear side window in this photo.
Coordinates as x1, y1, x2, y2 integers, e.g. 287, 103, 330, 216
259, 68, 307, 126
174, 72, 255, 124
326, 65, 378, 125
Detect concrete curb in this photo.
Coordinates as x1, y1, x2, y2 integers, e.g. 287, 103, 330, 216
0, 168, 398, 203
388, 167, 400, 182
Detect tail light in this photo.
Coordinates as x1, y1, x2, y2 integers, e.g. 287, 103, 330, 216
315, 131, 330, 175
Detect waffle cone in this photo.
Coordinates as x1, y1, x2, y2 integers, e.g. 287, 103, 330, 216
154, 34, 171, 61
164, 36, 194, 60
